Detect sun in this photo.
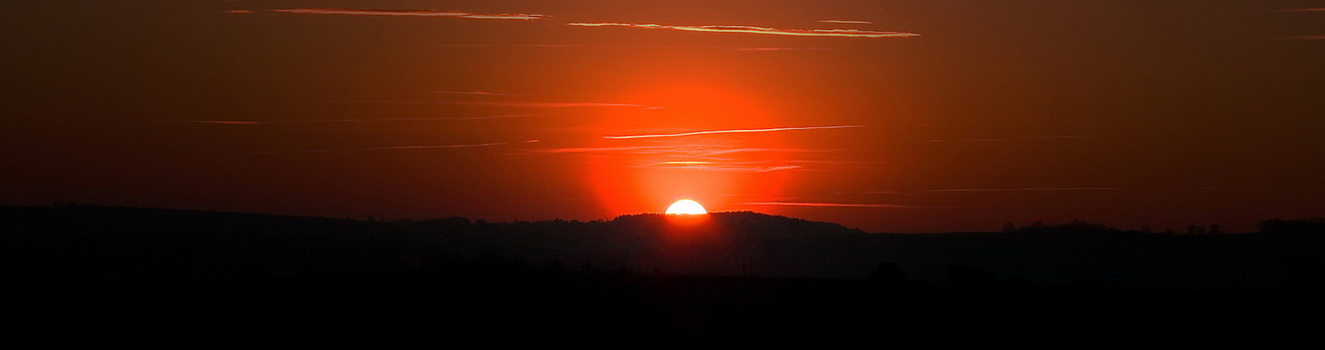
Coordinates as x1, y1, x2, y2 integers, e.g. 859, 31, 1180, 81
665, 199, 708, 215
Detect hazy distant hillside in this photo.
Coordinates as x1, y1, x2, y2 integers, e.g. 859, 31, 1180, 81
3, 205, 1322, 290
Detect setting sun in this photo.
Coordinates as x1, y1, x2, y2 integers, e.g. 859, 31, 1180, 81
665, 199, 708, 215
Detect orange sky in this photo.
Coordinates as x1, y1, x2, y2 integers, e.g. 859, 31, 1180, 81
2, 1, 1324, 232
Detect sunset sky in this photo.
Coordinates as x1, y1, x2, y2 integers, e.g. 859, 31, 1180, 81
3, 1, 1323, 232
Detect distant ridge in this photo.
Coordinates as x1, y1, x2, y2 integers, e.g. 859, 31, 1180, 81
2, 204, 1323, 290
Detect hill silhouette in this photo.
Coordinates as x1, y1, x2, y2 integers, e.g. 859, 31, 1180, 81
4, 204, 1323, 290
4, 204, 1323, 344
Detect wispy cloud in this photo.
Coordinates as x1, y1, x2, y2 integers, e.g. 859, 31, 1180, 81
733, 47, 833, 52
159, 114, 557, 124
252, 149, 333, 154
271, 9, 544, 20
641, 161, 802, 173
925, 187, 1126, 192
925, 187, 1237, 192
739, 202, 967, 208
159, 120, 263, 125
337, 100, 650, 108
818, 20, 873, 24
433, 44, 833, 52
527, 198, 591, 203
858, 191, 923, 196
431, 91, 530, 97
530, 146, 670, 154
604, 125, 864, 140
449, 102, 646, 108
567, 22, 918, 38
1273, 35, 1325, 40
359, 143, 509, 150
1282, 8, 1325, 12
256, 142, 514, 154
223, 10, 254, 14
522, 145, 840, 160
928, 136, 1091, 143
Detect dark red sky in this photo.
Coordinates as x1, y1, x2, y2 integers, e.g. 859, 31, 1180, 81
3, 1, 1323, 232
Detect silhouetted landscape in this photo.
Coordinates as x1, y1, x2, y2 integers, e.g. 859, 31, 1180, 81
5, 204, 1322, 344
7, 1, 1325, 345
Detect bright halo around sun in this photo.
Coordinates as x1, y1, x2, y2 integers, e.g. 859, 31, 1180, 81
665, 199, 708, 215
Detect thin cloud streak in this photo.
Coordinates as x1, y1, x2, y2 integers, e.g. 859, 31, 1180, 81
256, 142, 511, 154
523, 146, 839, 159
926, 187, 1237, 192
686, 148, 842, 157
532, 146, 669, 154
447, 102, 645, 108
337, 100, 649, 108
740, 202, 968, 208
818, 20, 873, 24
252, 149, 333, 154
1274, 35, 1325, 40
433, 44, 833, 51
160, 114, 557, 124
733, 47, 833, 52
361, 143, 508, 151
431, 91, 530, 96
159, 120, 263, 125
926, 187, 1126, 192
928, 136, 1091, 143
605, 125, 864, 140
567, 22, 918, 38
860, 191, 923, 196
271, 9, 543, 20
642, 162, 802, 173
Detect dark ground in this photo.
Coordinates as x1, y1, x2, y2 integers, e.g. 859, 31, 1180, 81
4, 205, 1322, 345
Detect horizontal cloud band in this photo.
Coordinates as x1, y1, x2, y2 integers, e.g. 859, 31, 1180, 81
605, 125, 864, 139
271, 9, 543, 20
567, 22, 918, 38
818, 20, 873, 24
740, 202, 966, 208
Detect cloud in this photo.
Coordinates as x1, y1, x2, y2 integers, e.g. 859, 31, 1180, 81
158, 120, 263, 125
567, 22, 918, 38
818, 20, 873, 24
1274, 35, 1325, 40
256, 142, 510, 154
159, 114, 558, 124
431, 91, 530, 97
925, 188, 1126, 192
641, 161, 802, 173
433, 44, 833, 52
530, 146, 670, 154
252, 149, 333, 154
924, 187, 1236, 192
733, 47, 833, 52
337, 100, 650, 108
739, 202, 967, 208
858, 191, 923, 196
927, 136, 1091, 143
223, 10, 254, 14
604, 125, 864, 140
359, 143, 509, 150
271, 9, 543, 20
449, 102, 646, 108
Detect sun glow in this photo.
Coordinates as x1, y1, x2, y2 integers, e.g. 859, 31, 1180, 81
665, 199, 708, 215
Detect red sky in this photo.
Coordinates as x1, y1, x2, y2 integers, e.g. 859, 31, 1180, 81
2, 0, 1324, 232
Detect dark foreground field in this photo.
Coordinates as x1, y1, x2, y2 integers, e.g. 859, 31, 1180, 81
10, 264, 1321, 346
4, 205, 1322, 345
